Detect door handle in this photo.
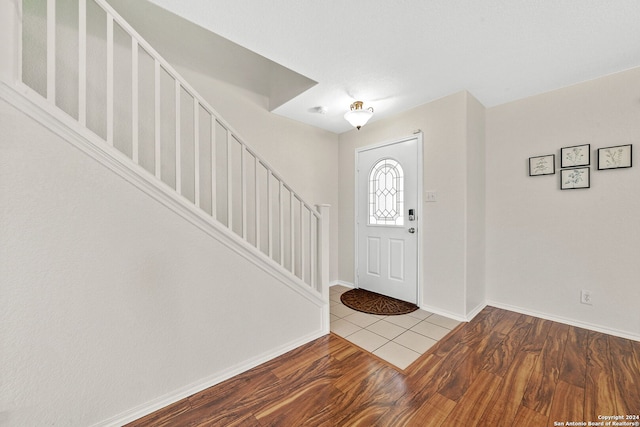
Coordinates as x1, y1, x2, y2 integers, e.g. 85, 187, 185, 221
408, 228, 416, 234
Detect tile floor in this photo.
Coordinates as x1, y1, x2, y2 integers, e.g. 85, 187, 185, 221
329, 285, 462, 370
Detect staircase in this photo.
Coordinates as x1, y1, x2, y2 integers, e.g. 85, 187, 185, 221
3, 0, 329, 307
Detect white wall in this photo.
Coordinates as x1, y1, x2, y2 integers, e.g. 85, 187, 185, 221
465, 94, 486, 315
338, 91, 486, 319
0, 99, 323, 426
486, 67, 640, 339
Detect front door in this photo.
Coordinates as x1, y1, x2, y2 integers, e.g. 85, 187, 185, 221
356, 136, 420, 304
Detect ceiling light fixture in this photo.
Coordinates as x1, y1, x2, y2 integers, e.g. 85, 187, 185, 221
344, 101, 374, 130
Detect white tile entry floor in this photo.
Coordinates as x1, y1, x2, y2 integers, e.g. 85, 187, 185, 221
329, 285, 462, 370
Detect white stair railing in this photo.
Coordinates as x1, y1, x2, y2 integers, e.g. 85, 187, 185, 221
15, 0, 328, 296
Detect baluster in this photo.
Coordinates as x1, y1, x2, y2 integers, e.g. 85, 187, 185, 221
78, 0, 86, 126
300, 202, 305, 283
106, 13, 113, 146
241, 144, 247, 240
131, 39, 139, 164
46, 0, 55, 103
193, 97, 200, 208
310, 212, 316, 289
175, 79, 181, 194
154, 60, 161, 178
210, 116, 217, 219
255, 157, 260, 249
279, 180, 284, 267
290, 191, 295, 275
227, 130, 233, 230
267, 170, 273, 258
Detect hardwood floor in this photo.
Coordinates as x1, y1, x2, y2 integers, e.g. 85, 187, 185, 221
127, 307, 640, 426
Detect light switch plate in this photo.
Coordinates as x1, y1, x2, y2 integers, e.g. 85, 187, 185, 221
425, 191, 438, 202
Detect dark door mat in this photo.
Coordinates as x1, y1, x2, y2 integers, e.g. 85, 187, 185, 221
340, 288, 418, 316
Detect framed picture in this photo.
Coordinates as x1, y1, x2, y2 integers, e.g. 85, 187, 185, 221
561, 167, 590, 190
561, 144, 590, 168
529, 154, 555, 176
597, 144, 632, 170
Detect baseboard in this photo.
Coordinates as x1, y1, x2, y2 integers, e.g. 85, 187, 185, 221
419, 304, 469, 323
329, 280, 355, 289
487, 300, 640, 342
465, 302, 487, 321
93, 329, 327, 427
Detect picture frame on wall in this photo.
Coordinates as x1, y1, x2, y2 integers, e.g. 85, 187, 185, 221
529, 154, 555, 176
561, 144, 590, 168
597, 144, 632, 170
561, 167, 590, 190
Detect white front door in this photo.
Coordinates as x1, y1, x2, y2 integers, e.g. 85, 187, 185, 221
356, 136, 420, 304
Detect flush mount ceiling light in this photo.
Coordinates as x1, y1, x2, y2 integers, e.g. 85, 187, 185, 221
344, 101, 374, 130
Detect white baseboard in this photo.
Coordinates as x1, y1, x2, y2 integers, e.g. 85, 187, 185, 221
487, 300, 640, 342
465, 302, 487, 321
93, 329, 327, 427
329, 280, 354, 289
419, 304, 469, 323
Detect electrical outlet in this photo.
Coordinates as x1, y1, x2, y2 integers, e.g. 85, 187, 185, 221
581, 290, 593, 305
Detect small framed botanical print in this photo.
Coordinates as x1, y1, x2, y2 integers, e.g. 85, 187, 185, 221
561, 167, 590, 190
597, 144, 632, 170
529, 154, 555, 176
561, 144, 590, 168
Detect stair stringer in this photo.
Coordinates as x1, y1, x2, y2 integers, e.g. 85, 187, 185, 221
0, 80, 329, 318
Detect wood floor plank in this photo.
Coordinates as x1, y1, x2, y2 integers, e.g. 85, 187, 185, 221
584, 331, 618, 421
187, 365, 278, 412
459, 306, 505, 347
331, 351, 389, 393
193, 412, 264, 427
521, 321, 569, 416
559, 325, 589, 388
608, 335, 640, 413
403, 392, 457, 427
318, 365, 405, 426
437, 330, 505, 402
483, 314, 532, 377
491, 309, 524, 335
548, 380, 585, 424
479, 350, 539, 427
377, 353, 446, 425
520, 316, 553, 354
254, 378, 343, 426
128, 308, 637, 426
512, 404, 549, 425
441, 370, 503, 425
632, 339, 640, 367
125, 397, 191, 427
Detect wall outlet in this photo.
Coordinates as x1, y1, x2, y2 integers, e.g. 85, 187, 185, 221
580, 289, 593, 305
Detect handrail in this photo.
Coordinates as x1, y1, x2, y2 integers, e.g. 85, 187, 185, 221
18, 0, 325, 293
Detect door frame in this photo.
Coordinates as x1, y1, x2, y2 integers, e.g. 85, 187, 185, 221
354, 132, 424, 305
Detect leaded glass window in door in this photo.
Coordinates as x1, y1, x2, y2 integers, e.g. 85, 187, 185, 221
369, 158, 404, 225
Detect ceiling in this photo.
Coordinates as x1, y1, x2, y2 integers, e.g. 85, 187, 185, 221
136, 0, 640, 134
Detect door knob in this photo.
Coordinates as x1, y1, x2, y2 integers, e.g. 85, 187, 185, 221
408, 228, 416, 233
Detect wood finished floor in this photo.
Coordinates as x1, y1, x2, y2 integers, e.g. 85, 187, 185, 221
127, 306, 640, 426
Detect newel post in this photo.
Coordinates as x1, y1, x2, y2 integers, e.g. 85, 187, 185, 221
0, 0, 21, 85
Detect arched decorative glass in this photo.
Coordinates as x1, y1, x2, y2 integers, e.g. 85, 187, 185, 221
369, 158, 404, 226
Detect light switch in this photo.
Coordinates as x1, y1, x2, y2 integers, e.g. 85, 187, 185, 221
425, 191, 438, 202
